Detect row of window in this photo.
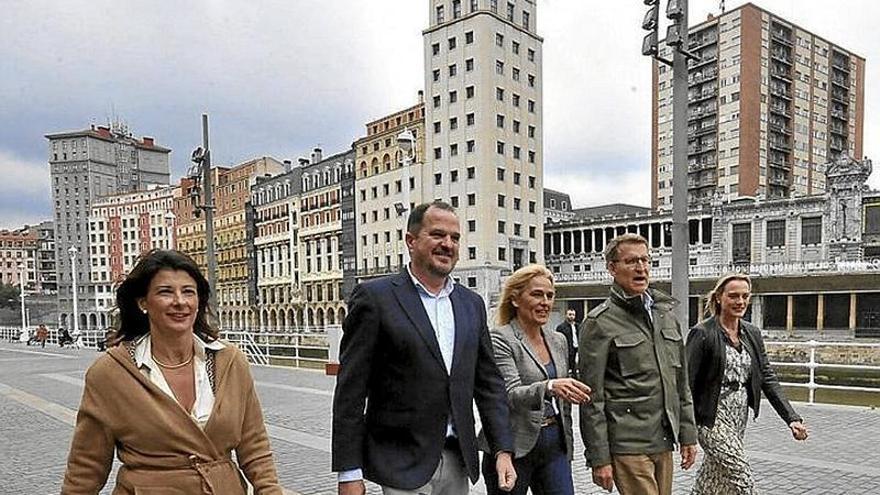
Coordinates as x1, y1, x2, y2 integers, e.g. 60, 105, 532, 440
432, 29, 536, 62
436, 0, 531, 30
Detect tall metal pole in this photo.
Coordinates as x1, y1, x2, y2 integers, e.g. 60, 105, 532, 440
671, 1, 691, 328
18, 264, 27, 342
69, 247, 80, 338
202, 114, 218, 319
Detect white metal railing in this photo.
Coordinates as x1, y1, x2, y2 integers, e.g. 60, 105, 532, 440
766, 340, 880, 404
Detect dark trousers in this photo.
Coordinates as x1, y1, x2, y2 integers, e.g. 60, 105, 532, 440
481, 423, 574, 495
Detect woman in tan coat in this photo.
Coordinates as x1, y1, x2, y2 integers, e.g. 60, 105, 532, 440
62, 249, 283, 494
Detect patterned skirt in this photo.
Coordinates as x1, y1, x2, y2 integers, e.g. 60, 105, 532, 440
692, 387, 757, 495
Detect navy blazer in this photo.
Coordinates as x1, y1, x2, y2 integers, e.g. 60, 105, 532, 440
331, 271, 513, 490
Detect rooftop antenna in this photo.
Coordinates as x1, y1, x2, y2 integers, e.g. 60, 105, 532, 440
720, 0, 726, 13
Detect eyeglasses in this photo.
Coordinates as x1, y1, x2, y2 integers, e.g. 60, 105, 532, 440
613, 256, 652, 268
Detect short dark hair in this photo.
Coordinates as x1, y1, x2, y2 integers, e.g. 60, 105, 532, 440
407, 201, 456, 235
113, 249, 218, 344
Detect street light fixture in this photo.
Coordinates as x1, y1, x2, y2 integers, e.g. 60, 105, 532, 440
18, 263, 27, 342
188, 115, 218, 320
397, 128, 416, 265
68, 245, 81, 344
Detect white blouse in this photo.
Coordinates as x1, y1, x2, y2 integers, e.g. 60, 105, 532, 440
133, 334, 226, 428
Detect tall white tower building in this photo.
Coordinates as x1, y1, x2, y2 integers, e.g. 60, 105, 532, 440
423, 0, 544, 302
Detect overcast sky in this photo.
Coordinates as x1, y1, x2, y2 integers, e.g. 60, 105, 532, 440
1, 0, 878, 229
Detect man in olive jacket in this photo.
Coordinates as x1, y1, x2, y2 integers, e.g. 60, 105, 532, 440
578, 234, 697, 495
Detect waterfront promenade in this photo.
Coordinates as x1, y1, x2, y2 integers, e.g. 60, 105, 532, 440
2, 342, 879, 494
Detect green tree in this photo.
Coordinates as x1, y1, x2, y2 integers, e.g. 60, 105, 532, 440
0, 283, 21, 309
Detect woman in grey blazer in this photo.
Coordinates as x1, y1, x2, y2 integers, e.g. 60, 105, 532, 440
480, 264, 591, 495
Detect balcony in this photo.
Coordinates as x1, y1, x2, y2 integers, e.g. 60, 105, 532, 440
689, 52, 718, 70
689, 69, 718, 87
688, 174, 717, 189
771, 29, 793, 46
768, 174, 789, 187
770, 50, 792, 65
688, 120, 717, 138
830, 138, 846, 151
768, 157, 790, 170
689, 87, 718, 103
830, 122, 846, 135
689, 33, 718, 50
688, 141, 717, 155
769, 103, 791, 118
770, 67, 792, 81
769, 138, 792, 152
832, 75, 850, 88
831, 90, 849, 103
769, 86, 792, 100
688, 160, 716, 173
831, 57, 850, 72
769, 121, 790, 135
831, 108, 848, 120
688, 104, 717, 121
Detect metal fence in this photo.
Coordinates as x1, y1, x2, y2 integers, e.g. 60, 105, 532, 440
766, 340, 880, 404
3, 326, 878, 404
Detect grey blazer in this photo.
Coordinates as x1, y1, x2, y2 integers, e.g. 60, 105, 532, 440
479, 317, 574, 459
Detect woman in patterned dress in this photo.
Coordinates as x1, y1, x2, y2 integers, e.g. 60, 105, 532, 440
686, 274, 808, 494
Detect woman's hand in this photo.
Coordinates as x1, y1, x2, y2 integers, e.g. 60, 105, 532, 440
789, 421, 809, 441
549, 378, 591, 404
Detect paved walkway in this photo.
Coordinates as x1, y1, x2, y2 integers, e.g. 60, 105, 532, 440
1, 342, 879, 494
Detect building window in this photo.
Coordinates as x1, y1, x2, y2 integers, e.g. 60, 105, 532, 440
433, 95, 441, 108
466, 85, 475, 98
512, 41, 520, 54
434, 147, 442, 159
732, 223, 752, 263
453, 0, 461, 18
465, 58, 474, 72
497, 168, 505, 181
434, 121, 442, 133
801, 217, 822, 245
448, 37, 457, 50
451, 195, 459, 207
436, 5, 445, 23
498, 247, 507, 261
513, 172, 521, 185
466, 113, 475, 126
497, 194, 506, 207
528, 48, 535, 61
465, 31, 474, 44
468, 193, 476, 206
496, 114, 505, 128
432, 43, 440, 56
490, 0, 498, 13
451, 170, 459, 182
512, 67, 520, 81
496, 141, 505, 154
506, 2, 515, 21
528, 74, 535, 87
498, 220, 506, 234
467, 167, 475, 179
468, 220, 476, 232
528, 150, 535, 163
450, 143, 458, 156
528, 201, 536, 213
513, 146, 521, 159
434, 173, 442, 185
513, 120, 521, 134
449, 64, 457, 77
514, 223, 521, 236
529, 225, 536, 238
513, 198, 521, 210
528, 125, 536, 138
432, 69, 440, 82
496, 87, 505, 101
496, 33, 504, 47
522, 10, 530, 29
449, 90, 458, 103
468, 247, 477, 259
450, 116, 458, 129
496, 60, 504, 75
528, 99, 536, 112
466, 140, 475, 152
512, 94, 520, 107
766, 219, 786, 247
528, 176, 536, 188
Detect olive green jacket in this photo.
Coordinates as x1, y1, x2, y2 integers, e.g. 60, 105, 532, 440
577, 284, 697, 467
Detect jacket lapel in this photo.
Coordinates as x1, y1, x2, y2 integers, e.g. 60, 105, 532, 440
391, 272, 447, 373
449, 289, 469, 373
511, 319, 549, 378
107, 345, 225, 460
545, 328, 569, 377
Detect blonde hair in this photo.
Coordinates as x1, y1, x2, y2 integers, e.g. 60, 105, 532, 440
704, 273, 752, 318
495, 264, 555, 327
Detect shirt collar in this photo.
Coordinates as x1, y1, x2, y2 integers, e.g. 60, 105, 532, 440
643, 291, 655, 314
406, 263, 456, 298
134, 333, 225, 369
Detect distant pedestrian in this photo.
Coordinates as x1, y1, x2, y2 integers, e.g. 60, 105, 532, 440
687, 273, 808, 494
36, 324, 48, 348
58, 327, 74, 348
554, 308, 579, 378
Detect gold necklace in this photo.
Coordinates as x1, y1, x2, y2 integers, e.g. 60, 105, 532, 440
152, 352, 194, 369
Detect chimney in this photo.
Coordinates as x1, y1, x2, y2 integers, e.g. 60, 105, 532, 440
283, 159, 292, 173
142, 136, 155, 147
96, 125, 111, 138
298, 157, 310, 167
311, 147, 323, 164
417, 90, 424, 104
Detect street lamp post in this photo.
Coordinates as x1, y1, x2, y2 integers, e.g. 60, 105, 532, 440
18, 263, 27, 342
188, 114, 218, 320
68, 246, 81, 344
396, 128, 415, 266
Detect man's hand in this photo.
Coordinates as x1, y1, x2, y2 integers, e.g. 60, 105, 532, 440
680, 444, 698, 470
338, 480, 366, 495
789, 421, 809, 441
591, 463, 614, 492
495, 452, 517, 492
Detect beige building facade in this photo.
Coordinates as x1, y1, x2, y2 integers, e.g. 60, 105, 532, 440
424, 0, 544, 303
653, 3, 865, 209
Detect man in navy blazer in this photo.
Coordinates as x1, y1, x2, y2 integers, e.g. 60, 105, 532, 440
332, 201, 516, 495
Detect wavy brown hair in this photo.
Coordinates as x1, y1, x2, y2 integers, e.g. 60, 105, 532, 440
112, 249, 218, 344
